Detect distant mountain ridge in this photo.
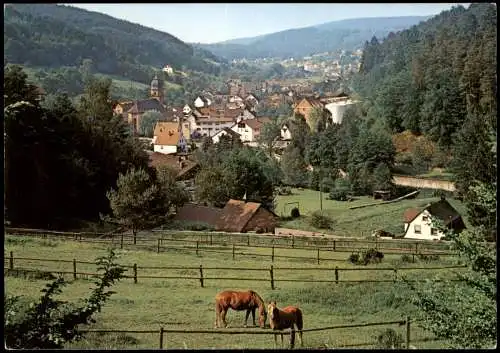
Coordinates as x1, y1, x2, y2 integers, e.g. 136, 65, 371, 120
4, 4, 225, 83
197, 15, 432, 60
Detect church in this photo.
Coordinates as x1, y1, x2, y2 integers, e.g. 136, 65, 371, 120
113, 75, 167, 135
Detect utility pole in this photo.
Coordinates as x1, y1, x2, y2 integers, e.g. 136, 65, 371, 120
319, 167, 323, 211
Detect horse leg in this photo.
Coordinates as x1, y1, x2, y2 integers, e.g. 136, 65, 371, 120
274, 333, 278, 348
244, 309, 250, 327
295, 323, 303, 347
221, 309, 228, 328
251, 307, 256, 326
214, 304, 220, 328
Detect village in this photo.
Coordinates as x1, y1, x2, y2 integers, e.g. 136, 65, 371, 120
111, 73, 467, 243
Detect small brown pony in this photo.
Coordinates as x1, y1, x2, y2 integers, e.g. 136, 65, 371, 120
214, 290, 267, 328
267, 301, 303, 347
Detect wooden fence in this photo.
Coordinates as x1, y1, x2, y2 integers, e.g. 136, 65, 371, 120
5, 227, 459, 261
74, 317, 445, 349
4, 252, 468, 289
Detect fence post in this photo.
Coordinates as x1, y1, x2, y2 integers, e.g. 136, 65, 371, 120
291, 235, 294, 248
393, 268, 398, 282
247, 235, 250, 246
333, 240, 336, 251
335, 266, 339, 284
120, 234, 124, 249
405, 316, 411, 349
272, 245, 275, 262
289, 328, 296, 349
9, 251, 14, 270
133, 264, 138, 284
317, 248, 320, 265
73, 259, 77, 280
270, 265, 275, 290
159, 327, 164, 349
133, 232, 137, 245
199, 265, 204, 288
232, 244, 235, 260
210, 234, 213, 245
157, 239, 161, 253
196, 241, 199, 256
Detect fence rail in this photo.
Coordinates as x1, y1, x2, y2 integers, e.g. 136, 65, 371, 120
5, 251, 467, 288
6, 226, 461, 253
73, 317, 443, 349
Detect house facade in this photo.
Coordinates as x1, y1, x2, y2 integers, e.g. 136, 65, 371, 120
211, 126, 241, 144
152, 121, 181, 154
403, 198, 466, 240
231, 117, 271, 143
293, 97, 325, 130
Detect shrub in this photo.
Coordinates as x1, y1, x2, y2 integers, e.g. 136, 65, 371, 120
329, 178, 351, 201
310, 211, 333, 229
255, 227, 265, 234
361, 248, 384, 265
418, 253, 440, 262
290, 207, 300, 218
277, 186, 292, 195
376, 328, 404, 349
400, 254, 413, 263
348, 253, 360, 264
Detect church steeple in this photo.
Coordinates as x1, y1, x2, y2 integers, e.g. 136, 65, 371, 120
150, 75, 163, 104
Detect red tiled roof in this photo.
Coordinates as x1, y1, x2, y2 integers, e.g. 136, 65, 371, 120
174, 203, 222, 226
154, 122, 180, 146
215, 199, 262, 233
403, 208, 422, 223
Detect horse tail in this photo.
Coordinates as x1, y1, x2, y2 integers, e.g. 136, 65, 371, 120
295, 308, 303, 331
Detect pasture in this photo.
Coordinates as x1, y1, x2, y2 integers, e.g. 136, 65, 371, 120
4, 234, 460, 349
275, 189, 470, 237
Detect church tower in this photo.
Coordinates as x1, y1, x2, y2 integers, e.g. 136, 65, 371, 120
150, 75, 164, 104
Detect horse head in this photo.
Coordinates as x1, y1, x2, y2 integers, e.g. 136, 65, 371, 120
267, 301, 279, 325
251, 291, 267, 328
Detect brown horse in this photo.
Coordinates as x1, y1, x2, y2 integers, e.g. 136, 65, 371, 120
214, 290, 267, 328
267, 301, 303, 347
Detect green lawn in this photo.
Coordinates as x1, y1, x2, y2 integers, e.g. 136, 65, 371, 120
275, 188, 469, 237
4, 235, 458, 349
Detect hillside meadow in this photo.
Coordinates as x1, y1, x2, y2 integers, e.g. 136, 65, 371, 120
4, 234, 461, 349
275, 188, 470, 237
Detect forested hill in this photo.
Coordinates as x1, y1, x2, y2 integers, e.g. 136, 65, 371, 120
3, 4, 226, 83
196, 16, 430, 60
352, 3, 496, 195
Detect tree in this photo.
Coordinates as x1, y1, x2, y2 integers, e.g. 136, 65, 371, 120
106, 168, 165, 242
257, 119, 282, 156
155, 165, 190, 212
281, 145, 309, 187
138, 111, 163, 137
372, 162, 394, 191
406, 131, 496, 348
4, 64, 39, 106
5, 249, 125, 349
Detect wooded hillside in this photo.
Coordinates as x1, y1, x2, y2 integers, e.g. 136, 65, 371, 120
4, 4, 225, 83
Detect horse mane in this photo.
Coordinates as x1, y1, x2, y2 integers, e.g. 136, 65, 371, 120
249, 290, 265, 309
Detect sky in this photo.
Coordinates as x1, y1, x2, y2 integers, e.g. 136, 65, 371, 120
66, 3, 470, 44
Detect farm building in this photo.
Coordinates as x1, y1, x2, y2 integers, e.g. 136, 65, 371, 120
216, 199, 278, 233
174, 203, 223, 226
173, 199, 278, 233
403, 197, 466, 241
147, 152, 200, 181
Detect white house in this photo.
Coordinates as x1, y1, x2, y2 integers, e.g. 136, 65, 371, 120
280, 123, 292, 141
194, 95, 212, 108
162, 65, 174, 74
235, 108, 256, 123
152, 121, 181, 155
231, 117, 271, 143
403, 198, 466, 241
211, 126, 241, 144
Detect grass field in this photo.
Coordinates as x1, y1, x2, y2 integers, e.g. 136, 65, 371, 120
4, 235, 460, 349
275, 189, 470, 237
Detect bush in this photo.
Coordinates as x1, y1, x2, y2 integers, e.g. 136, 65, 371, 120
360, 248, 384, 265
255, 227, 265, 234
400, 254, 413, 263
310, 211, 333, 229
376, 328, 404, 349
348, 253, 360, 264
290, 207, 300, 218
329, 178, 351, 201
418, 253, 440, 262
277, 186, 292, 195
